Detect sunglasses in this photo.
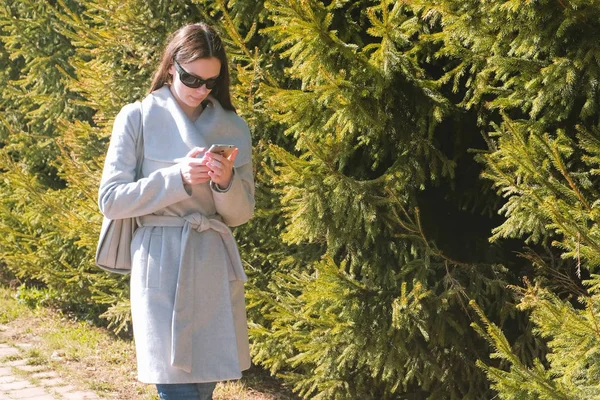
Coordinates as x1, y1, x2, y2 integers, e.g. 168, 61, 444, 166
173, 60, 219, 89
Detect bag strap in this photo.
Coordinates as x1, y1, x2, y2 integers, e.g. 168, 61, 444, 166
134, 101, 144, 180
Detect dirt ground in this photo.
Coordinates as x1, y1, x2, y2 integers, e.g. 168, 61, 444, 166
0, 288, 299, 400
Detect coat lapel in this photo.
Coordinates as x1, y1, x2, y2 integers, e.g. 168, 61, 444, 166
142, 86, 252, 167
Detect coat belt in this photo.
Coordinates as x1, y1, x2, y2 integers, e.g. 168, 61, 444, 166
137, 213, 247, 373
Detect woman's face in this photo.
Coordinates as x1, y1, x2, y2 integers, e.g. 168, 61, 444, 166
169, 57, 221, 117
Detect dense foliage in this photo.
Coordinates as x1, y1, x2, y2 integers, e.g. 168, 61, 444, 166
0, 1, 598, 399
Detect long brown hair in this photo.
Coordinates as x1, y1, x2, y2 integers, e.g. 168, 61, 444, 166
149, 23, 235, 111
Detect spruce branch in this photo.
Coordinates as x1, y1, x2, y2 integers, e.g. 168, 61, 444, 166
217, 0, 253, 60
549, 138, 592, 211
470, 299, 572, 400
585, 300, 600, 339
546, 200, 600, 259
576, 232, 581, 278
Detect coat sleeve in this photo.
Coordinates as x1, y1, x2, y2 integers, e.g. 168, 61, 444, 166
211, 142, 255, 227
98, 102, 191, 220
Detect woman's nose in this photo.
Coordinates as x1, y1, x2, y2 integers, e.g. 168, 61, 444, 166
195, 85, 209, 94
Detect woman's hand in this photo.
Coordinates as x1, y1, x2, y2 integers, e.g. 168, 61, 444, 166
178, 147, 211, 185
206, 148, 238, 189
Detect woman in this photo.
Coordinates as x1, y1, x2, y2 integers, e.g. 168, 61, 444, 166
98, 23, 254, 400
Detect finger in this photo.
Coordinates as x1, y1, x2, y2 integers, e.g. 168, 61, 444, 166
185, 147, 206, 158
208, 167, 223, 175
227, 148, 239, 163
206, 148, 238, 163
183, 164, 206, 175
188, 158, 210, 166
192, 165, 210, 172
208, 170, 220, 180
207, 159, 223, 171
188, 170, 211, 183
190, 170, 210, 180
204, 152, 220, 162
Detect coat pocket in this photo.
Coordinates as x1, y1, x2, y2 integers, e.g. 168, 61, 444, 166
146, 232, 162, 289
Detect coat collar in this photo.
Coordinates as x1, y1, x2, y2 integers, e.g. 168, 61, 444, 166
141, 86, 252, 167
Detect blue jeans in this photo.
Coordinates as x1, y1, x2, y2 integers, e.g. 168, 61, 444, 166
156, 382, 217, 400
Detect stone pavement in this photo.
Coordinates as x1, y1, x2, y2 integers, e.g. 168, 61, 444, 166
0, 342, 99, 400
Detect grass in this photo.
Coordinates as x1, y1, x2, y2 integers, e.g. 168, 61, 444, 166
25, 348, 46, 365
0, 287, 33, 323
0, 286, 299, 400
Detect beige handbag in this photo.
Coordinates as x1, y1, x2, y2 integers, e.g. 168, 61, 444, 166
95, 102, 144, 274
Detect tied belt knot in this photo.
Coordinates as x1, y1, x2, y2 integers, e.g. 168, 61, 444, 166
138, 213, 247, 373
184, 212, 211, 233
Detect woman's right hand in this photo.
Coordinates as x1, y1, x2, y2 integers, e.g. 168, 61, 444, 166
179, 147, 211, 185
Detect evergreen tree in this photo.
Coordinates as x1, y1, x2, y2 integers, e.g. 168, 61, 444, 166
0, 0, 290, 336
405, 0, 600, 398
0, 0, 221, 330
247, 1, 518, 398
0, 0, 104, 319
3, 0, 598, 399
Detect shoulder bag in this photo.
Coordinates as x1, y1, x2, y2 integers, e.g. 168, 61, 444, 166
95, 102, 144, 274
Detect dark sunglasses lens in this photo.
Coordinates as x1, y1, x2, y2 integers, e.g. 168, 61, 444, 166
180, 73, 201, 88
204, 79, 218, 90
180, 70, 218, 89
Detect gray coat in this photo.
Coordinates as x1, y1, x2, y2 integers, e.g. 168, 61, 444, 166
98, 86, 254, 384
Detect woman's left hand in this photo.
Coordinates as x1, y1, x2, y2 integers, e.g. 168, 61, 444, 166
206, 148, 238, 189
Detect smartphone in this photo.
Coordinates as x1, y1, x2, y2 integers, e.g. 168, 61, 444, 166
207, 144, 236, 158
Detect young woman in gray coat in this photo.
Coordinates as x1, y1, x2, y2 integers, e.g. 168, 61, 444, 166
98, 23, 254, 400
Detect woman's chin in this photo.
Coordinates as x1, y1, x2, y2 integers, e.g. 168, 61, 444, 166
189, 95, 205, 105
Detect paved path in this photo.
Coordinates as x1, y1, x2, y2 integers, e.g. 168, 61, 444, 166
0, 343, 99, 400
